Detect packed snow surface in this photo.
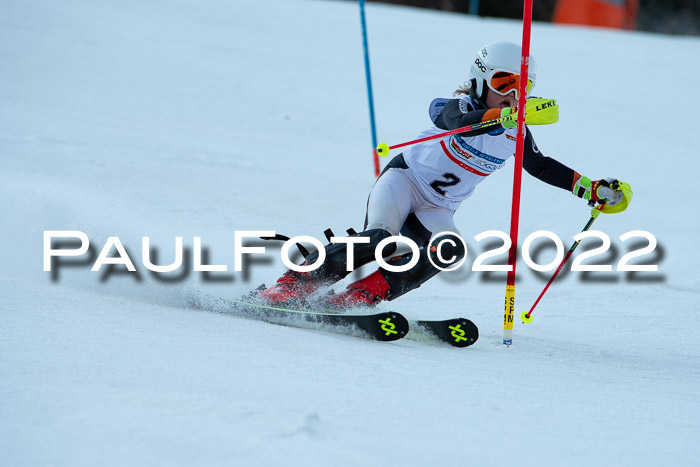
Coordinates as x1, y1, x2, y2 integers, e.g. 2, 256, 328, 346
1, 0, 699, 465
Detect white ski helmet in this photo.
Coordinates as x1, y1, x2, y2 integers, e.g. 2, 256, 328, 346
467, 41, 537, 107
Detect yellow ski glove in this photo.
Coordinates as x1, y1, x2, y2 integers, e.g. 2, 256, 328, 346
501, 98, 559, 128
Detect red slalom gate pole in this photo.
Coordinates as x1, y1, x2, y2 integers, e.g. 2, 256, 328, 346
503, 0, 534, 346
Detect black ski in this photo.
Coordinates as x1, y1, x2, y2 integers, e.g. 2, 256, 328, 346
413, 318, 479, 348
190, 293, 408, 342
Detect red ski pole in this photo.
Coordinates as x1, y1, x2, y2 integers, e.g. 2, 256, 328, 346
374, 97, 558, 160
374, 114, 508, 158
521, 205, 603, 323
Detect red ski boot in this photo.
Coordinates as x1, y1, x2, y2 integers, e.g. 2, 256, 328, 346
257, 269, 322, 306
325, 270, 391, 310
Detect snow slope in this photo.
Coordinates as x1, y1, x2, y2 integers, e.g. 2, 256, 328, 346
1, 0, 699, 465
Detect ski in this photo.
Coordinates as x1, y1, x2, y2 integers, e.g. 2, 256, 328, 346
413, 318, 479, 348
187, 292, 409, 342
186, 290, 476, 346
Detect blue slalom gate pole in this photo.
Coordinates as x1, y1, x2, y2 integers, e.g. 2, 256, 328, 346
358, 0, 380, 177
468, 0, 480, 16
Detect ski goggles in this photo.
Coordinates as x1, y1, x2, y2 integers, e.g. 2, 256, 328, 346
487, 70, 534, 99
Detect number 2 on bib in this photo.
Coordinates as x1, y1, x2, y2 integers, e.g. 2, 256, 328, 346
430, 172, 461, 196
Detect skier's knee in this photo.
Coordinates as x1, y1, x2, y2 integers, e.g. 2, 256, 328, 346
358, 228, 396, 256
314, 228, 394, 283
428, 233, 465, 270
359, 228, 392, 241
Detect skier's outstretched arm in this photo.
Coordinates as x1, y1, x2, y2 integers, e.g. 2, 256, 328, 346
522, 127, 576, 191
524, 128, 625, 205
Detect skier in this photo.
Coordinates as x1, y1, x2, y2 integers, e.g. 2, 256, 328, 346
257, 41, 626, 308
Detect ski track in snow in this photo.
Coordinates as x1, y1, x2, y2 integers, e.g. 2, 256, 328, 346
1, 0, 699, 465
